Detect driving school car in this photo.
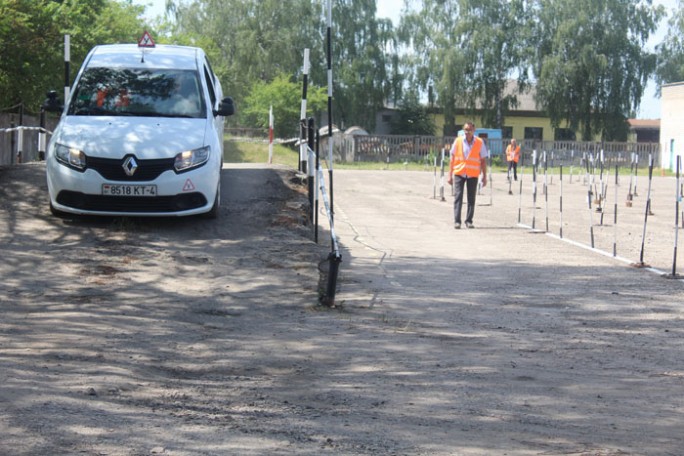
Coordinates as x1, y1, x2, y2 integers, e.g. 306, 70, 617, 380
45, 37, 234, 218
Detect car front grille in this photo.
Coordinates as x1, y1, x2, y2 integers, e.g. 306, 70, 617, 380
87, 156, 176, 181
56, 191, 208, 213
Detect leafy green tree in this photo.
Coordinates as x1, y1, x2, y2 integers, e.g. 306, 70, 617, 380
398, 0, 464, 135
0, 0, 145, 111
389, 93, 436, 135
453, 0, 531, 130
399, 0, 531, 134
241, 73, 328, 138
328, 0, 396, 132
533, 0, 663, 141
169, 0, 397, 133
168, 0, 324, 108
656, 0, 684, 87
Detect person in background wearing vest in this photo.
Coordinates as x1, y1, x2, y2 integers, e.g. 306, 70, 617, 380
506, 138, 521, 181
447, 120, 488, 229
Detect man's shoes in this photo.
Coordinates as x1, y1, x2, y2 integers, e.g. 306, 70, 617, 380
454, 223, 461, 229
465, 222, 474, 229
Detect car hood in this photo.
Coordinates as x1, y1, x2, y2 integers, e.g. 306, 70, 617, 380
54, 116, 209, 159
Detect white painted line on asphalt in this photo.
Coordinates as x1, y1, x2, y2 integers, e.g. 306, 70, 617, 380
516, 222, 683, 280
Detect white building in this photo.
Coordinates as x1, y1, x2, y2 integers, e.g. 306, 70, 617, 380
661, 81, 684, 171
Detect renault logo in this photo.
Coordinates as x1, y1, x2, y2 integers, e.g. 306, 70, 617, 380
122, 156, 138, 176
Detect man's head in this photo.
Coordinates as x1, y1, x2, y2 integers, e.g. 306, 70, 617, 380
511, 138, 517, 146
463, 121, 475, 141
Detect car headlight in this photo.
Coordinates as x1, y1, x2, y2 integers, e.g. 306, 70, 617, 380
55, 143, 87, 170
174, 146, 210, 172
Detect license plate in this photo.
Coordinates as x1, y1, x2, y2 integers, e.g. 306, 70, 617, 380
102, 184, 157, 196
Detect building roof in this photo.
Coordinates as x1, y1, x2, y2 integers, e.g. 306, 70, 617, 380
628, 119, 660, 129
504, 80, 538, 111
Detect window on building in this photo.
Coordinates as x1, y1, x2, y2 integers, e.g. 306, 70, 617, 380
524, 127, 543, 140
382, 114, 392, 123
554, 128, 576, 141
502, 127, 513, 139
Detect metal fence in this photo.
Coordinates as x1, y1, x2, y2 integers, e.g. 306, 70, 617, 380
0, 112, 59, 166
338, 135, 661, 169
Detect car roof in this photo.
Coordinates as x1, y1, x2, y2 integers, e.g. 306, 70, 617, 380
85, 44, 202, 70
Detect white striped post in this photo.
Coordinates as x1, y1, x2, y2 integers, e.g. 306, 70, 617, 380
671, 155, 681, 276
326, 0, 335, 226
637, 152, 654, 266
613, 165, 619, 257
64, 35, 71, 104
299, 49, 310, 173
268, 105, 274, 164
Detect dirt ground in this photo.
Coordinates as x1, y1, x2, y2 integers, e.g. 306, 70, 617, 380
1, 162, 684, 455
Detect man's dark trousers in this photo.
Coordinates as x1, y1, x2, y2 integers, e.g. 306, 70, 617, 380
453, 175, 479, 224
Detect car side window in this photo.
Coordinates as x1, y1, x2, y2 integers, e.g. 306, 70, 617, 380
203, 65, 217, 109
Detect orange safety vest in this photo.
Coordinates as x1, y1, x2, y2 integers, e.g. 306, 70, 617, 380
506, 145, 520, 163
451, 136, 483, 178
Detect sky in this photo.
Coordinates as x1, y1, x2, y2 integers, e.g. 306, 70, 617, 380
133, 0, 676, 119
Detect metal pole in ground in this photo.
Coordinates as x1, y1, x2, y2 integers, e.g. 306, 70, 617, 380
39, 109, 46, 160
433, 154, 437, 199
670, 155, 681, 277
613, 165, 619, 257
64, 35, 71, 105
570, 150, 575, 184
439, 147, 446, 202
307, 117, 315, 222
489, 153, 493, 206
10, 122, 16, 165
634, 152, 640, 197
587, 152, 595, 248
326, 0, 335, 226
636, 153, 655, 267
626, 152, 635, 207
517, 152, 525, 224
314, 129, 320, 244
598, 149, 605, 225
532, 149, 538, 230
299, 49, 310, 174
560, 165, 564, 238
16, 126, 24, 164
544, 150, 549, 232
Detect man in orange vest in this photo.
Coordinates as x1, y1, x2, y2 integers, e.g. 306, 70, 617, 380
447, 120, 488, 229
506, 138, 521, 181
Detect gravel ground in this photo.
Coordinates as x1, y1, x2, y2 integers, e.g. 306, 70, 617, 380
1, 162, 683, 455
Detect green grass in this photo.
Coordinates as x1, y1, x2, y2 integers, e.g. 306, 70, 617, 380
223, 140, 299, 168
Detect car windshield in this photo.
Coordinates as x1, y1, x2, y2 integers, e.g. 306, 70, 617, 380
68, 67, 206, 118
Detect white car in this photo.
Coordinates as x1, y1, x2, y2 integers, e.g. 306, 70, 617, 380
45, 43, 234, 218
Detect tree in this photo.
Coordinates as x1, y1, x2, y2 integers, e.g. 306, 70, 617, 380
169, 0, 396, 133
168, 0, 324, 109
398, 0, 464, 135
533, 0, 663, 141
453, 0, 531, 130
389, 93, 436, 136
398, 0, 529, 135
241, 73, 328, 138
656, 0, 684, 88
328, 0, 396, 132
0, 0, 145, 111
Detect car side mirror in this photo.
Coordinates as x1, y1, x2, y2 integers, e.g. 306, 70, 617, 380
42, 90, 63, 113
215, 97, 235, 117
